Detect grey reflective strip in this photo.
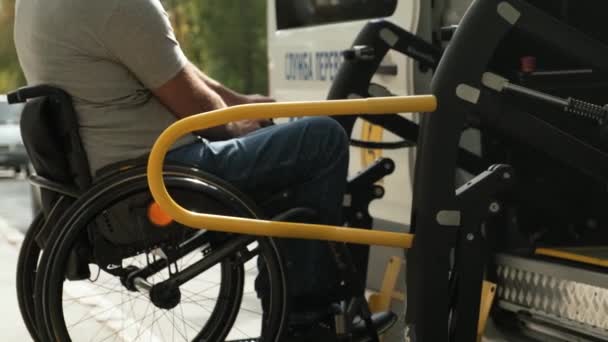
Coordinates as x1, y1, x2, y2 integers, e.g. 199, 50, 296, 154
342, 194, 352, 207
436, 210, 461, 226
456, 84, 481, 104
347, 93, 363, 99
379, 28, 399, 47
482, 72, 509, 92
368, 84, 392, 97
498, 2, 521, 25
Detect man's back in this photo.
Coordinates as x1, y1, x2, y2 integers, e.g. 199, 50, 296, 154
14, 0, 194, 173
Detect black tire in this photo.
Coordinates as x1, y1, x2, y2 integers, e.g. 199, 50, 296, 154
16, 213, 44, 341
34, 167, 287, 341
27, 164, 42, 217
29, 185, 42, 217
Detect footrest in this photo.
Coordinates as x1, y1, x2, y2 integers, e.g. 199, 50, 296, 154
352, 311, 397, 341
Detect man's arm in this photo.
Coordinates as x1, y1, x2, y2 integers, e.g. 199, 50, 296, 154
101, 0, 271, 140
152, 63, 232, 140
153, 63, 271, 140
190, 64, 274, 106
192, 66, 242, 106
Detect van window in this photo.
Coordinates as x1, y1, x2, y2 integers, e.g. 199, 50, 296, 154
276, 0, 398, 30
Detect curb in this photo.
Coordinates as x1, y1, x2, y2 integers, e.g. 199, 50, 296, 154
0, 216, 24, 247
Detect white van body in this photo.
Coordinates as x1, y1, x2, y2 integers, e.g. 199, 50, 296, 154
267, 0, 473, 272
265, 1, 474, 340
267, 0, 442, 229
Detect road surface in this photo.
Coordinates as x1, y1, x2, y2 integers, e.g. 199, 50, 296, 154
0, 171, 34, 340
0, 171, 33, 233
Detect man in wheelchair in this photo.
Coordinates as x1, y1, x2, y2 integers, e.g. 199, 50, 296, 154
19, 0, 608, 340
14, 0, 357, 340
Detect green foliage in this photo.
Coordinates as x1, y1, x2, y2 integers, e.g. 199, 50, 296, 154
0, 0, 25, 93
166, 0, 269, 94
0, 0, 268, 94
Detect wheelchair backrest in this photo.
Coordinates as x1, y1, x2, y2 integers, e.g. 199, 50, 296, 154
9, 85, 92, 212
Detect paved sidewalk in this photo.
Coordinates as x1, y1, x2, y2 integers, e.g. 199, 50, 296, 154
0, 212, 515, 342
0, 214, 264, 342
0, 217, 33, 341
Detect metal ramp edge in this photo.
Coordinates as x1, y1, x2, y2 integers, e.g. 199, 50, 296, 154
495, 253, 608, 340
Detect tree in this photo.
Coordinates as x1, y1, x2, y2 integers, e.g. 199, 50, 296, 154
0, 1, 269, 95
0, 0, 25, 93
166, 0, 269, 94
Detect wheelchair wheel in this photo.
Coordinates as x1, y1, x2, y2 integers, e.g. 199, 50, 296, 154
34, 167, 287, 342
16, 212, 44, 341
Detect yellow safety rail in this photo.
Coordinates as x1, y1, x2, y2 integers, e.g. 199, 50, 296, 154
536, 247, 608, 268
147, 96, 437, 248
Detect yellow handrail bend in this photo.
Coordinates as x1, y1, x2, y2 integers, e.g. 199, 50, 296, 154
147, 96, 437, 248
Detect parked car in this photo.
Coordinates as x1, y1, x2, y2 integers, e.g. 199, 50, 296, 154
0, 96, 28, 176
0, 95, 41, 215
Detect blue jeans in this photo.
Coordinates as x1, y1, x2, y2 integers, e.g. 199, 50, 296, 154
167, 116, 349, 299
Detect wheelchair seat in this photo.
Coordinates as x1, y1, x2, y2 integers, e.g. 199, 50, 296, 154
14, 86, 91, 207
9, 86, 93, 249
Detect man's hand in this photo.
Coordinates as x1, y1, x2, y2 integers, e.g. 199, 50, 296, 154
240, 94, 276, 104
192, 65, 276, 106
224, 94, 275, 137
227, 119, 274, 137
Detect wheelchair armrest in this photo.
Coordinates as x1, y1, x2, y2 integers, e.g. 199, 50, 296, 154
29, 175, 80, 198
95, 158, 146, 178
7, 85, 70, 104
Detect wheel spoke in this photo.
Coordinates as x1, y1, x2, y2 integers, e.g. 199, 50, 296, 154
43, 194, 280, 342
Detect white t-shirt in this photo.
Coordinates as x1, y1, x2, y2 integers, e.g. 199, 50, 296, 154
14, 0, 196, 174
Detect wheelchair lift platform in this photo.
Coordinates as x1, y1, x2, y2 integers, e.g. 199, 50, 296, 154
495, 248, 608, 341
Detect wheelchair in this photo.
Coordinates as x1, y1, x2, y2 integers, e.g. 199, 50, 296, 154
12, 0, 608, 341
10, 86, 406, 340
